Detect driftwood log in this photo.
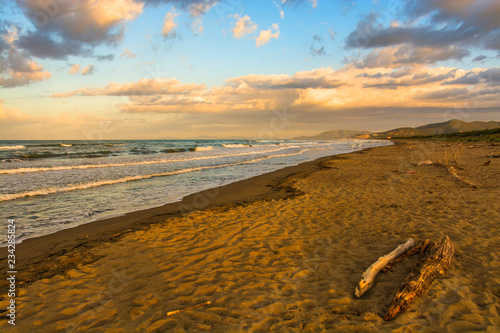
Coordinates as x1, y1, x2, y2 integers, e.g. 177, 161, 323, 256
381, 239, 430, 273
354, 238, 416, 297
434, 161, 477, 188
384, 235, 454, 320
447, 166, 477, 189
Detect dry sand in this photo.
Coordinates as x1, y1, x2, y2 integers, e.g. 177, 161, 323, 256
1, 141, 499, 332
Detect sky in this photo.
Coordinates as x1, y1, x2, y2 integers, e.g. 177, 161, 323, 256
0, 0, 499, 140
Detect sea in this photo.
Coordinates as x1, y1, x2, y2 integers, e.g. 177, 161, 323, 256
0, 139, 392, 245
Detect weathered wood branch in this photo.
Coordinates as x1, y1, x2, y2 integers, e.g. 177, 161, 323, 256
434, 161, 476, 188
384, 235, 454, 321
354, 238, 416, 297
381, 239, 430, 273
447, 166, 477, 189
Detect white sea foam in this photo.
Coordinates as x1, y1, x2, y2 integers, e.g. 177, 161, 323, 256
222, 144, 250, 148
0, 145, 26, 150
0, 146, 289, 174
192, 146, 213, 151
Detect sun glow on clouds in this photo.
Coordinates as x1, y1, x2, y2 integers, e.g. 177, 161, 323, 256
22, 0, 143, 43
0, 27, 51, 88
0, 100, 33, 123
256, 24, 280, 47
1, 0, 500, 139
232, 15, 257, 39
51, 65, 500, 116
162, 10, 180, 38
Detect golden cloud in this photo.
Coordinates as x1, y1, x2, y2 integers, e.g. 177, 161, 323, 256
52, 65, 500, 115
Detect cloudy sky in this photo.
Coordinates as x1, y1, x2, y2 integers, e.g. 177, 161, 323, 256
1, 0, 499, 139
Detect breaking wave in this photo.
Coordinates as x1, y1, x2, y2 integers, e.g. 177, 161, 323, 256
222, 144, 251, 148
0, 156, 274, 202
0, 145, 26, 150
188, 146, 213, 151
0, 149, 310, 202
0, 146, 288, 174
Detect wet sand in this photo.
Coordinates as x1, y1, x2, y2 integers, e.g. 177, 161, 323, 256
1, 141, 499, 332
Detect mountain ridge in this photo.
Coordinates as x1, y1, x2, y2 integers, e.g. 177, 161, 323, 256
292, 130, 373, 140
369, 119, 500, 139
292, 119, 500, 140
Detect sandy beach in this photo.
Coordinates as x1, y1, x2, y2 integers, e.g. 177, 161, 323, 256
1, 140, 499, 332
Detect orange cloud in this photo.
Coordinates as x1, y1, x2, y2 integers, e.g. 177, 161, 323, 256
52, 78, 205, 98
0, 58, 51, 88
256, 23, 280, 47
81, 65, 96, 75
52, 65, 500, 116
67, 64, 96, 75
22, 0, 144, 41
68, 64, 81, 74
162, 10, 179, 38
1, 28, 52, 88
232, 15, 257, 39
0, 100, 33, 123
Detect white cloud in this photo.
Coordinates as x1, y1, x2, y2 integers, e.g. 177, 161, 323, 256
273, 1, 285, 19
256, 23, 280, 47
188, 2, 217, 35
232, 15, 257, 39
162, 10, 180, 38
192, 17, 204, 34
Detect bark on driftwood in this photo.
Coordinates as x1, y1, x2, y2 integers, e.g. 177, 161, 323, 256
354, 238, 416, 297
384, 235, 454, 321
381, 239, 430, 273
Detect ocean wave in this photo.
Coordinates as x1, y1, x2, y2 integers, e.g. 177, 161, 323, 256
164, 148, 187, 153
0, 146, 290, 174
0, 145, 26, 150
253, 144, 280, 147
25, 143, 101, 147
130, 148, 157, 155
188, 146, 213, 151
0, 156, 273, 202
222, 144, 251, 148
15, 150, 114, 160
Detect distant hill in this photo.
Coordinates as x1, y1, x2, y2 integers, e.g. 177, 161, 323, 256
293, 130, 373, 140
292, 119, 500, 141
368, 119, 500, 139
396, 127, 500, 142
